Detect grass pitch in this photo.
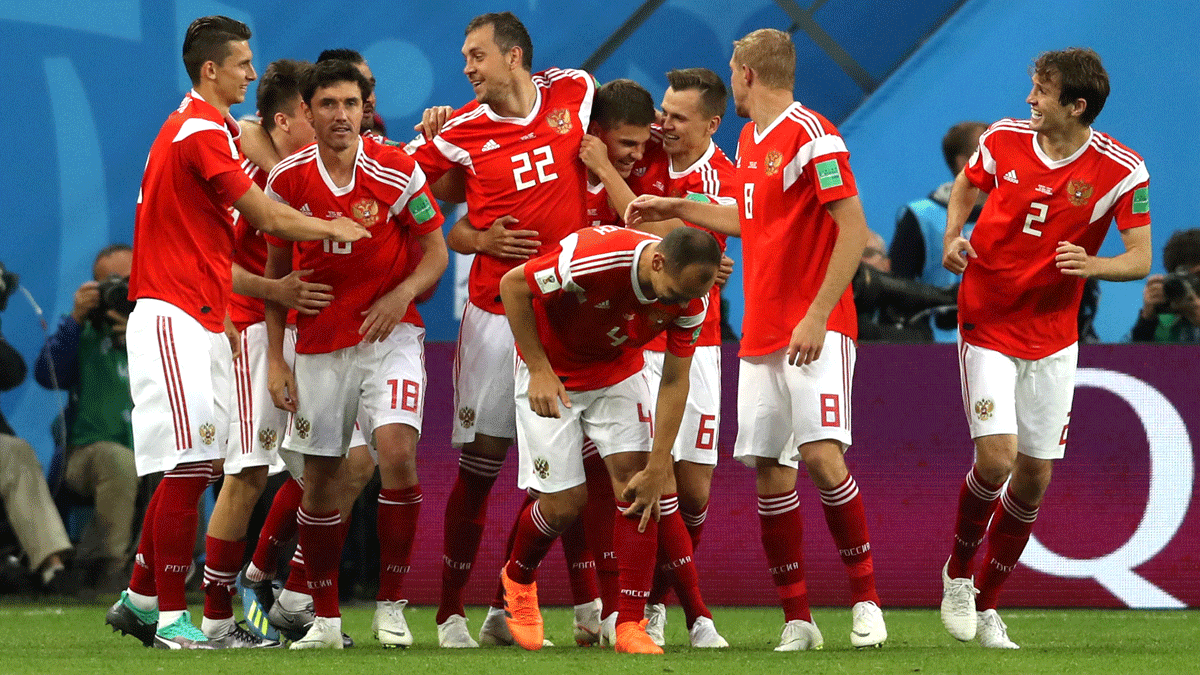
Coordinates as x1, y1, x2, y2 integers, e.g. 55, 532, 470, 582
0, 600, 1195, 675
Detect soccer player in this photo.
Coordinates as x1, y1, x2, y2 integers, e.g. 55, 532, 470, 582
198, 57, 326, 649
627, 29, 888, 650
403, 11, 597, 648
499, 225, 720, 654
939, 47, 1150, 649
104, 16, 367, 650
580, 78, 663, 227
264, 58, 446, 650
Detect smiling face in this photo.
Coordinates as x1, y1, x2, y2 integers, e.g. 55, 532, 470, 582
212, 40, 256, 108
660, 87, 717, 162
462, 23, 515, 106
306, 80, 363, 153
1026, 72, 1081, 134
597, 123, 651, 179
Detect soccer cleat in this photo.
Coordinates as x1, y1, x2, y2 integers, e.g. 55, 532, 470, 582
105, 590, 158, 647
501, 570, 544, 651
850, 601, 887, 648
373, 599, 413, 648
238, 571, 280, 641
775, 619, 824, 651
154, 611, 214, 649
614, 619, 663, 654
205, 621, 282, 648
573, 599, 601, 646
644, 603, 667, 646
479, 606, 514, 646
598, 613, 617, 647
977, 609, 1019, 649
941, 560, 979, 641
267, 598, 313, 642
437, 614, 479, 648
688, 616, 729, 648
289, 616, 343, 650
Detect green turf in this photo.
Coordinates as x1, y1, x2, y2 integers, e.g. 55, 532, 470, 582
0, 600, 1195, 675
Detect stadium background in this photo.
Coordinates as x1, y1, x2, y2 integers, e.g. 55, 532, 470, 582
0, 0, 1194, 608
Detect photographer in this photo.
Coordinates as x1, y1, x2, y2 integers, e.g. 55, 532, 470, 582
34, 244, 138, 592
1131, 228, 1200, 343
856, 231, 957, 342
0, 262, 74, 592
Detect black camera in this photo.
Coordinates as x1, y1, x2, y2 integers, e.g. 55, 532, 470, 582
0, 261, 18, 312
1162, 268, 1200, 305
88, 274, 136, 329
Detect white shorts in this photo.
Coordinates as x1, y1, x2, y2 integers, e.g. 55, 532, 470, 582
451, 301, 518, 445
280, 418, 372, 479
225, 322, 292, 475
282, 323, 426, 458
127, 299, 232, 476
641, 346, 721, 465
733, 331, 855, 469
958, 337, 1076, 460
515, 360, 653, 494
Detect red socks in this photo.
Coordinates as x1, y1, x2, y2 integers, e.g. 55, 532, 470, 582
249, 477, 303, 578
976, 487, 1038, 610
503, 500, 562, 584
819, 475, 880, 606
948, 466, 1003, 579
759, 491, 811, 623
613, 500, 657, 625
153, 463, 212, 612
202, 535, 245, 620
437, 454, 503, 623
377, 485, 422, 601
297, 506, 341, 618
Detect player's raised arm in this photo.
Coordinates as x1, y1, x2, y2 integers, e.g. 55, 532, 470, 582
943, 170, 980, 274
234, 183, 370, 243
626, 194, 741, 237
499, 265, 569, 417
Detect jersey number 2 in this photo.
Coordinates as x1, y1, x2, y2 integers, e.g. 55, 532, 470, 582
1023, 202, 1048, 237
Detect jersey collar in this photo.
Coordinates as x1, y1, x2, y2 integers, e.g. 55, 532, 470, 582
668, 139, 716, 179
1031, 126, 1094, 169
752, 101, 803, 144
315, 136, 364, 196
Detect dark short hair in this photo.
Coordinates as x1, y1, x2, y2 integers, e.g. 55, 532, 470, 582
317, 48, 364, 65
666, 68, 727, 119
466, 12, 533, 71
941, 121, 988, 175
1163, 228, 1200, 273
1032, 48, 1109, 126
660, 226, 721, 274
258, 59, 309, 132
301, 58, 373, 106
182, 15, 252, 85
93, 243, 132, 279
593, 79, 656, 131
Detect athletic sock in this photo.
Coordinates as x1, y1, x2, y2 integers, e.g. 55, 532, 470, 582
759, 491, 811, 623
613, 500, 657, 626
819, 475, 881, 606
976, 486, 1038, 610
154, 462, 211, 613
503, 500, 562, 584
657, 495, 711, 627
948, 466, 1003, 579
377, 485, 422, 601
249, 477, 303, 579
201, 535, 245, 620
297, 506, 341, 618
437, 453, 502, 623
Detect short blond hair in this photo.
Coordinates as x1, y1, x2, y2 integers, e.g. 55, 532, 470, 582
732, 29, 795, 91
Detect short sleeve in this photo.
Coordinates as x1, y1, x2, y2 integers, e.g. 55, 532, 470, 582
182, 128, 254, 209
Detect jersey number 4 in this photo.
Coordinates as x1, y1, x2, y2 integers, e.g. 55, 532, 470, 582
512, 146, 558, 190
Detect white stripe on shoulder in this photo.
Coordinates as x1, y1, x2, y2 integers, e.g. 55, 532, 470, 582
1090, 162, 1149, 224
266, 145, 318, 185
782, 134, 849, 192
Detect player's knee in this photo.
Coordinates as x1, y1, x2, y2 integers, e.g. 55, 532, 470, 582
537, 485, 588, 530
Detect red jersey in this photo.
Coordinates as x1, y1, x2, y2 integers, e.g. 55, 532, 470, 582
131, 91, 255, 332
735, 102, 859, 356
406, 68, 595, 314
522, 226, 707, 391
585, 128, 670, 227
229, 158, 271, 330
646, 139, 737, 351
959, 120, 1150, 358
265, 139, 444, 354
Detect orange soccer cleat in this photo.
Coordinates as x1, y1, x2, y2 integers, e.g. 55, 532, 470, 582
501, 570, 544, 650
614, 619, 664, 654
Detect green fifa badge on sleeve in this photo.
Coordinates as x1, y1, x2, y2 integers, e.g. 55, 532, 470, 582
408, 193, 437, 224
1132, 187, 1150, 214
816, 159, 844, 190
685, 192, 711, 204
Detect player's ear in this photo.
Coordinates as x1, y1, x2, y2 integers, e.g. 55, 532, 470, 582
1070, 97, 1087, 120
274, 111, 288, 132
708, 115, 721, 135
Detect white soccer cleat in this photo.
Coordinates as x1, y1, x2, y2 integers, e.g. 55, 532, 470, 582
644, 603, 667, 646
478, 606, 514, 646
977, 609, 1019, 649
941, 560, 979, 641
289, 616, 343, 650
850, 601, 887, 648
437, 613, 479, 648
598, 612, 617, 648
573, 599, 601, 646
775, 619, 824, 651
687, 616, 728, 648
373, 599, 413, 648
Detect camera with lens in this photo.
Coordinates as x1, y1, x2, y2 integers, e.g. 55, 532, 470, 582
0, 262, 18, 312
88, 274, 136, 330
1161, 268, 1200, 306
